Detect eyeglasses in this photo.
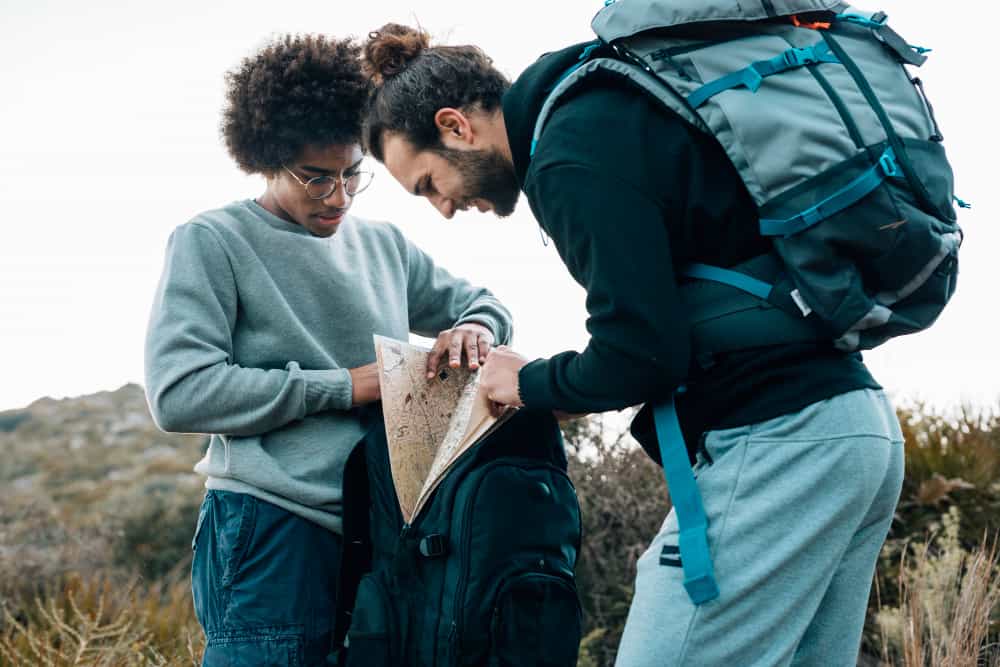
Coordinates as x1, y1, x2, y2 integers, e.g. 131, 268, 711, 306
282, 165, 374, 199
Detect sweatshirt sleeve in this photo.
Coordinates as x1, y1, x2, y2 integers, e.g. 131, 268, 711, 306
398, 231, 513, 344
517, 164, 689, 413
143, 223, 353, 436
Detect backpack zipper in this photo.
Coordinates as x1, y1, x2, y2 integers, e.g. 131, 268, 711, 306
649, 48, 693, 81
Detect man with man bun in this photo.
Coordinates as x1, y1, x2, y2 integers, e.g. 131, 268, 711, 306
361, 22, 905, 666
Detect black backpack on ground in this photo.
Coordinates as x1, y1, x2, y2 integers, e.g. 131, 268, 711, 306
333, 407, 583, 666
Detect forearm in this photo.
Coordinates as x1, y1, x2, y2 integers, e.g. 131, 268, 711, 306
144, 223, 354, 436
402, 234, 513, 344
146, 358, 352, 436
518, 340, 685, 414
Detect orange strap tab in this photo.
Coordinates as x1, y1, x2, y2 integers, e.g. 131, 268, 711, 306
791, 14, 831, 30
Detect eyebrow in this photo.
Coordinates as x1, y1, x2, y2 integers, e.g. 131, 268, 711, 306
300, 158, 364, 175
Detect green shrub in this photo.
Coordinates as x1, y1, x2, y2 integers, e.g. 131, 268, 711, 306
112, 488, 201, 582
0, 411, 30, 433
562, 415, 667, 667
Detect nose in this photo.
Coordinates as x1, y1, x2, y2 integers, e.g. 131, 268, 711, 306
323, 185, 350, 208
430, 195, 455, 220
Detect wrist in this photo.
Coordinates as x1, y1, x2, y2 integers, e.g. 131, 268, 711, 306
349, 364, 379, 407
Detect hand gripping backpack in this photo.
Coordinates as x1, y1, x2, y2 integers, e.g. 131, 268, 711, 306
333, 407, 583, 666
531, 1, 964, 605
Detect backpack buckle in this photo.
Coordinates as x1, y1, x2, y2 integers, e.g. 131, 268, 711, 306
878, 150, 901, 178
419, 534, 449, 558
783, 47, 817, 67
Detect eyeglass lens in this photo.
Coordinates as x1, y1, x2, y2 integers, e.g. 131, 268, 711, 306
305, 172, 373, 199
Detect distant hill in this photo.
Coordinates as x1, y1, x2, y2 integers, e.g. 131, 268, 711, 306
0, 384, 207, 591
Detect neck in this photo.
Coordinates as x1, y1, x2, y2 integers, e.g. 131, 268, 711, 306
256, 183, 292, 223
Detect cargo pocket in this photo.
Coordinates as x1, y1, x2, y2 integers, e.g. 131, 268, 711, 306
346, 573, 397, 667
202, 630, 303, 667
191, 495, 210, 551
489, 573, 581, 667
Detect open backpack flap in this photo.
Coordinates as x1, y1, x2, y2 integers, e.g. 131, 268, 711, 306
531, 0, 965, 605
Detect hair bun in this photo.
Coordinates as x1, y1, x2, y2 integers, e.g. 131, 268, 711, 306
364, 23, 431, 84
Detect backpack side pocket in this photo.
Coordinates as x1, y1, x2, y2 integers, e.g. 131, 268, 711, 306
488, 572, 581, 667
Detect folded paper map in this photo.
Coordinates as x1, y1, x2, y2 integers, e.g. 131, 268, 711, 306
374, 335, 514, 523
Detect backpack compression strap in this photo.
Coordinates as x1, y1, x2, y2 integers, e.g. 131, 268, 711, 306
759, 147, 902, 237
651, 263, 787, 606
687, 41, 841, 109
653, 390, 720, 605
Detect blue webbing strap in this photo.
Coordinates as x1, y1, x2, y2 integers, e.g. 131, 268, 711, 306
658, 263, 775, 604
834, 10, 888, 29
687, 42, 840, 108
681, 263, 774, 300
759, 147, 901, 237
653, 391, 720, 605
530, 41, 601, 158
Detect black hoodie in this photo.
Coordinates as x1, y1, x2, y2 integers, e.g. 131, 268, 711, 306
506, 42, 880, 456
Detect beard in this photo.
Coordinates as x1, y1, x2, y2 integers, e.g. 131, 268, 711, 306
438, 146, 520, 218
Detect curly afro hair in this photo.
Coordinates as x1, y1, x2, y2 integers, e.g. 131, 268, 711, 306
222, 34, 369, 175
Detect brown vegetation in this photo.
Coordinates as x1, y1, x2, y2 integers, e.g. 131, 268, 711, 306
1, 387, 997, 666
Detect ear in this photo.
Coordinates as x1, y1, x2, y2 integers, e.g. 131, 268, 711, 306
434, 107, 475, 149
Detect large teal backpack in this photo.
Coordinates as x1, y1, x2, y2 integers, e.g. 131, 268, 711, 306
531, 0, 963, 605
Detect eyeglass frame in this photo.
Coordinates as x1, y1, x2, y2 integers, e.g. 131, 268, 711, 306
281, 164, 374, 199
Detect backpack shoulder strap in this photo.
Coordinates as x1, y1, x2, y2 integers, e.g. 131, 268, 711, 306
531, 53, 707, 158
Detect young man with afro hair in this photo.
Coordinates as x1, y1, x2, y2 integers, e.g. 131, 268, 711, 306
144, 34, 511, 665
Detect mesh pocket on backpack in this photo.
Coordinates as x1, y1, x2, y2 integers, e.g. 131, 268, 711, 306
488, 572, 581, 667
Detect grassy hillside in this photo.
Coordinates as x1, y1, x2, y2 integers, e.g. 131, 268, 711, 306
1, 387, 997, 665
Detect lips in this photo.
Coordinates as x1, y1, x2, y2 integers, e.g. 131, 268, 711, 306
315, 211, 346, 225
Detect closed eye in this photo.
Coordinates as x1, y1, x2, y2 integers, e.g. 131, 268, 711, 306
414, 175, 433, 197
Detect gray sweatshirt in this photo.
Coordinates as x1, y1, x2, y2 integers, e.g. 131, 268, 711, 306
144, 199, 512, 533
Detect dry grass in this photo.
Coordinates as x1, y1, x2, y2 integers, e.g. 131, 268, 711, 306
876, 508, 1000, 667
2, 388, 998, 666
0, 571, 204, 667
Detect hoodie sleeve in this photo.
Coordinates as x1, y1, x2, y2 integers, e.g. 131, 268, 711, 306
143, 223, 352, 436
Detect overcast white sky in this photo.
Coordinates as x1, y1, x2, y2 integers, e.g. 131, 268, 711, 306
0, 0, 995, 413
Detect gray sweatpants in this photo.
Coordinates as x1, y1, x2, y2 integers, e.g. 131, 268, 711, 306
616, 389, 904, 667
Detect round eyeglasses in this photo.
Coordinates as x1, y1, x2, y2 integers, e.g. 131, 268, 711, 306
283, 165, 375, 199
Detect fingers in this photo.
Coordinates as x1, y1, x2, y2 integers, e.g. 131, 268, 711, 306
449, 334, 463, 369
427, 329, 486, 379
465, 336, 480, 370
477, 335, 491, 362
426, 335, 448, 379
